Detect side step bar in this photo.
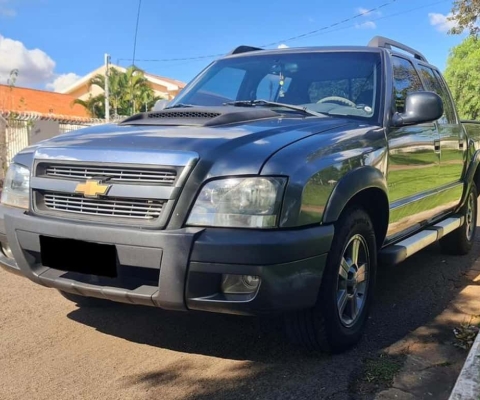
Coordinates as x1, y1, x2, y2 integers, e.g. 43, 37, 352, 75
379, 216, 464, 266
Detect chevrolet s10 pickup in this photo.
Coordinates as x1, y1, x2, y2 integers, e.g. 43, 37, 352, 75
2, 36, 480, 353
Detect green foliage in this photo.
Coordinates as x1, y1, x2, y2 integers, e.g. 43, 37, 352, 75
74, 66, 164, 118
449, 0, 480, 35
361, 354, 403, 385
350, 353, 406, 395
73, 95, 105, 119
444, 37, 480, 120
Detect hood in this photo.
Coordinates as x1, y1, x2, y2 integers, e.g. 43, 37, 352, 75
22, 115, 352, 177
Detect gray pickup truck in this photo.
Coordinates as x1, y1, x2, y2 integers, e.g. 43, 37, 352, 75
1, 36, 480, 353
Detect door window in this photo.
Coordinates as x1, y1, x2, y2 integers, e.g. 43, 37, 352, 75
392, 57, 424, 113
418, 65, 456, 125
434, 70, 458, 124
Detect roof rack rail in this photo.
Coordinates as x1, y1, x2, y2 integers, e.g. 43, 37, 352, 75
227, 45, 263, 55
368, 36, 428, 63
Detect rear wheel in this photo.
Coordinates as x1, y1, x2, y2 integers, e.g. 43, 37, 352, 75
58, 291, 116, 307
285, 207, 377, 353
440, 183, 478, 256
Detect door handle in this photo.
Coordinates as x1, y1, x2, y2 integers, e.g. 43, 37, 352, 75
459, 140, 464, 149
434, 140, 441, 153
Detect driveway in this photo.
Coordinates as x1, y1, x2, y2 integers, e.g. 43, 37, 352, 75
1, 233, 478, 399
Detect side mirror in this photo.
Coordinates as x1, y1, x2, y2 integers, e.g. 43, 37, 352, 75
152, 99, 169, 111
392, 91, 443, 127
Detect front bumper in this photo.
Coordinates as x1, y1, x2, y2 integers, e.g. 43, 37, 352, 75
0, 206, 333, 315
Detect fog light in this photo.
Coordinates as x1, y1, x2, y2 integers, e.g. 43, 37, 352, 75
221, 274, 261, 294
1, 242, 13, 259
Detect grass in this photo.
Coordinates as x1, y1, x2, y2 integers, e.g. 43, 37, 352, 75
453, 322, 480, 350
362, 354, 404, 384
434, 361, 454, 368
350, 353, 406, 394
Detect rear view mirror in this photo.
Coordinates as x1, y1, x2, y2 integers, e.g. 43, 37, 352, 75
392, 91, 443, 127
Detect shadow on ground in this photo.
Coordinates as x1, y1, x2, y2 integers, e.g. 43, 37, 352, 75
66, 237, 480, 399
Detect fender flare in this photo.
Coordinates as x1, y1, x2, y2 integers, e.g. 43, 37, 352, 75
322, 166, 389, 224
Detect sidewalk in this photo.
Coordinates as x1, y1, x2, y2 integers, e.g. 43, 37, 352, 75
372, 262, 480, 399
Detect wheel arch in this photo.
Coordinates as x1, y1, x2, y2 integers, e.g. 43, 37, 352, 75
323, 166, 389, 249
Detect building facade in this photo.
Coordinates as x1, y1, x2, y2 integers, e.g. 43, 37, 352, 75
59, 64, 186, 101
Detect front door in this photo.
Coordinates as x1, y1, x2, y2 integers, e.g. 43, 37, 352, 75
387, 56, 441, 240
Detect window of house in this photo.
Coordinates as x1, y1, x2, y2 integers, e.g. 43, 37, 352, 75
392, 57, 424, 113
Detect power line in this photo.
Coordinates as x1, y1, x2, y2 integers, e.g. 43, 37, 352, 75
298, 0, 450, 40
119, 0, 447, 66
259, 0, 400, 47
131, 0, 142, 66
118, 0, 402, 64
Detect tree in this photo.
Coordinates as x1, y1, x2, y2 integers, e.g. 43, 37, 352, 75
74, 66, 159, 118
444, 37, 480, 119
73, 94, 105, 118
122, 66, 152, 114
448, 0, 480, 35
139, 85, 163, 112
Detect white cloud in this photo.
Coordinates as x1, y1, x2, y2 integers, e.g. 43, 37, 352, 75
428, 12, 458, 33
0, 0, 16, 17
278, 43, 289, 49
0, 34, 55, 86
46, 72, 81, 92
355, 21, 376, 29
0, 33, 79, 91
357, 7, 381, 17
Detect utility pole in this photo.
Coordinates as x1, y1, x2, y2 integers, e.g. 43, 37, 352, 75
104, 53, 110, 122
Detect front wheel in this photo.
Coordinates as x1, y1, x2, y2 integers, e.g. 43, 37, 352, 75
440, 183, 478, 256
285, 207, 377, 353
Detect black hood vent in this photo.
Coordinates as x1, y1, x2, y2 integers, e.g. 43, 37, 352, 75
120, 106, 279, 127
148, 111, 222, 119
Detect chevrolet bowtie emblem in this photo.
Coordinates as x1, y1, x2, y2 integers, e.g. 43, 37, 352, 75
75, 179, 112, 198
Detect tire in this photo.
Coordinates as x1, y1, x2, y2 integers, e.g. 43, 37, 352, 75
58, 291, 116, 307
285, 207, 377, 353
440, 183, 478, 256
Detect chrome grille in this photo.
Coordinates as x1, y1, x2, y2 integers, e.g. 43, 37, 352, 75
44, 165, 176, 185
42, 192, 164, 220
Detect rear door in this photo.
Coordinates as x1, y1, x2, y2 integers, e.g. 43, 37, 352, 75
417, 65, 466, 213
387, 56, 441, 239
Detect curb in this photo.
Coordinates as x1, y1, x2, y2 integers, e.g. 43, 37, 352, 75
449, 330, 480, 400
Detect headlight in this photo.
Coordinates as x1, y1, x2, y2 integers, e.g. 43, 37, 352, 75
187, 177, 286, 228
1, 163, 30, 209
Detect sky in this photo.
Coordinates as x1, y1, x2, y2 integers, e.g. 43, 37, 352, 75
0, 0, 466, 92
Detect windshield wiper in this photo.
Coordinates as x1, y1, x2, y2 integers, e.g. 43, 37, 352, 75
164, 103, 195, 109
224, 99, 327, 118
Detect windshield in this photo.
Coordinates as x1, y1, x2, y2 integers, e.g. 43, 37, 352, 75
170, 51, 382, 120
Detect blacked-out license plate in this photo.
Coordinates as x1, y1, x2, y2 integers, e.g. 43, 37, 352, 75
40, 236, 117, 277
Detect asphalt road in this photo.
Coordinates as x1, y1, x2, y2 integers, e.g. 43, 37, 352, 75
1, 231, 479, 400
